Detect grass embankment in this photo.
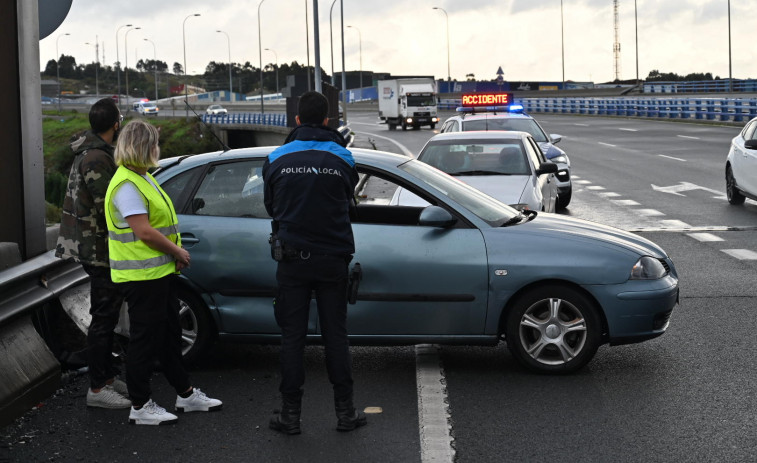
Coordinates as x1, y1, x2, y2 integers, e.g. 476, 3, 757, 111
43, 110, 220, 223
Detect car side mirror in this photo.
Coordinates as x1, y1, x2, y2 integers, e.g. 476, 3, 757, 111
550, 134, 563, 144
536, 162, 559, 176
418, 206, 457, 228
745, 139, 757, 150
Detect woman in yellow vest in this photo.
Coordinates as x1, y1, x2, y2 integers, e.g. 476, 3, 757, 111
105, 120, 222, 425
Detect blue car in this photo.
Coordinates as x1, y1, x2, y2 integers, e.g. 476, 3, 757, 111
153, 147, 678, 374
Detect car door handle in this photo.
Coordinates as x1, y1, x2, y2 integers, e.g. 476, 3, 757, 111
182, 235, 200, 246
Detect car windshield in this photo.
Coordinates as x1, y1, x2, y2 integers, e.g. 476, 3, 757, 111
407, 94, 435, 107
463, 117, 548, 142
418, 139, 530, 176
398, 159, 519, 226
142, 102, 156, 108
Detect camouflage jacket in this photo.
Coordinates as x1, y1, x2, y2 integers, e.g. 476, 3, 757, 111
55, 131, 117, 267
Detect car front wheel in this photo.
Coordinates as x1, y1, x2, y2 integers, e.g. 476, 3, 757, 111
177, 286, 216, 364
506, 285, 602, 374
556, 186, 572, 210
726, 165, 746, 205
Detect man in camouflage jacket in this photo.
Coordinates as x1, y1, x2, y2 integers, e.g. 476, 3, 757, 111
55, 98, 131, 409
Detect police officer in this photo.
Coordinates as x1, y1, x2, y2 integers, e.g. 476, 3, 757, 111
263, 91, 366, 435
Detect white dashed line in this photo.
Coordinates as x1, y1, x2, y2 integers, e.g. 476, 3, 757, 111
618, 128, 638, 132
721, 249, 757, 260
598, 192, 621, 197
575, 180, 592, 185
598, 142, 617, 147
586, 186, 606, 190
635, 209, 666, 216
677, 135, 700, 140
660, 220, 691, 228
658, 154, 686, 162
687, 233, 724, 242
416, 345, 455, 463
574, 123, 589, 127
611, 199, 641, 206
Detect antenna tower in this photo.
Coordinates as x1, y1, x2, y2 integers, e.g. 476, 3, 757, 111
613, 0, 621, 81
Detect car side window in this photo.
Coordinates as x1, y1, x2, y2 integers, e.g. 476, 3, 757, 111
440, 121, 451, 133
451, 120, 460, 132
189, 160, 269, 218
523, 137, 544, 170
743, 121, 757, 141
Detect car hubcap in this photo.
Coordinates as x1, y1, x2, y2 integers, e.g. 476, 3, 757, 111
518, 297, 587, 365
178, 299, 198, 355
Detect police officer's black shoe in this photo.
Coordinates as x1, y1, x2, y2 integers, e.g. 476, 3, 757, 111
270, 395, 302, 435
335, 398, 367, 432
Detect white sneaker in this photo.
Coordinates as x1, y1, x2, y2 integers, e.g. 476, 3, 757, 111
129, 399, 178, 425
87, 384, 132, 409
110, 378, 129, 397
175, 388, 223, 413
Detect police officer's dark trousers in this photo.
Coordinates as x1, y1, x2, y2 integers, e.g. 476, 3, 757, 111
82, 264, 124, 390
118, 274, 191, 407
275, 254, 354, 402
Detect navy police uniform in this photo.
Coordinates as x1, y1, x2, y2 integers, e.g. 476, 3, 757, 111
263, 123, 359, 403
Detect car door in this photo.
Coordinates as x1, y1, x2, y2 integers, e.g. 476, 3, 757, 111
524, 136, 557, 212
734, 120, 757, 195
341, 169, 490, 336
160, 158, 319, 335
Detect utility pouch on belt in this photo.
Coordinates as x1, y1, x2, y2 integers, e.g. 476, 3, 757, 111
269, 221, 283, 261
347, 262, 362, 305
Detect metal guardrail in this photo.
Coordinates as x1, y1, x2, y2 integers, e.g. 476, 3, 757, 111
0, 250, 87, 327
438, 97, 757, 123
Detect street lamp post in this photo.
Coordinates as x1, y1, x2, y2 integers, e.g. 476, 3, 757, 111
258, 0, 266, 113
728, 0, 733, 92
183, 13, 201, 117
634, 0, 640, 90
313, 0, 322, 93
305, 0, 311, 91
330, 0, 338, 86
216, 30, 233, 102
560, 0, 565, 89
85, 37, 99, 98
115, 24, 132, 110
347, 25, 362, 91
265, 48, 279, 98
124, 26, 141, 109
340, 0, 347, 120
56, 32, 70, 113
143, 38, 158, 101
432, 7, 450, 82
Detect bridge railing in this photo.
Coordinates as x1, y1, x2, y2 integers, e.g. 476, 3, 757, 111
439, 97, 757, 123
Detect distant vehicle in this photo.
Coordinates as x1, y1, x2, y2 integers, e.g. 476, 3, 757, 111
726, 116, 757, 204
393, 131, 559, 213
378, 78, 439, 131
440, 94, 572, 209
133, 101, 159, 116
206, 104, 228, 115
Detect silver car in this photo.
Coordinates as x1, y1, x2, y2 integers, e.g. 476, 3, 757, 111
395, 131, 558, 212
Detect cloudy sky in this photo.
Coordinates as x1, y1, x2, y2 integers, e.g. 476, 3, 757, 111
39, 0, 756, 84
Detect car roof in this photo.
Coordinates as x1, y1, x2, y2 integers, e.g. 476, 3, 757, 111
426, 130, 530, 142
451, 112, 534, 122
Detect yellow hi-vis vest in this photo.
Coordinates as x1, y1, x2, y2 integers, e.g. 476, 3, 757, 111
105, 166, 181, 283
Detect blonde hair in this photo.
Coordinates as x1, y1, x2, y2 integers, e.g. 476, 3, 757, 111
114, 120, 160, 168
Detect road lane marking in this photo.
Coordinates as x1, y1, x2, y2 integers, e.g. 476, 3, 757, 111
586, 186, 606, 190
658, 155, 686, 162
611, 199, 641, 206
677, 135, 700, 140
722, 249, 757, 260
598, 142, 617, 147
619, 128, 638, 132
574, 123, 589, 126
652, 182, 723, 198
354, 130, 414, 157
416, 345, 455, 463
660, 219, 691, 228
687, 233, 724, 242
635, 209, 665, 216
633, 225, 757, 232
575, 180, 592, 184
598, 192, 621, 197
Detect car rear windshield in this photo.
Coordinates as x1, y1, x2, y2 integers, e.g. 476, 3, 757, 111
463, 118, 548, 142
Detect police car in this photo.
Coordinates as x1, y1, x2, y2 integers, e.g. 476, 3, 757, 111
440, 93, 572, 210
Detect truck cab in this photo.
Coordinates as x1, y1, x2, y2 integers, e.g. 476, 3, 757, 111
378, 78, 439, 131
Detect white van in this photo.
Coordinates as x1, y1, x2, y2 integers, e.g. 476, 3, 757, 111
132, 101, 159, 116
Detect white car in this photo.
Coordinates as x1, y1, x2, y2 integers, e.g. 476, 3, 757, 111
392, 131, 559, 212
206, 104, 228, 115
133, 101, 159, 116
726, 116, 757, 204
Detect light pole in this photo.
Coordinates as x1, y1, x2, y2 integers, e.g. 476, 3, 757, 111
560, 0, 565, 89
85, 37, 99, 98
634, 0, 639, 90
728, 0, 733, 92
347, 25, 362, 91
313, 0, 322, 93
432, 7, 450, 83
258, 0, 266, 113
143, 38, 158, 101
265, 48, 279, 98
56, 32, 70, 113
340, 0, 347, 120
330, 0, 338, 86
183, 13, 201, 117
216, 30, 233, 102
115, 24, 132, 109
124, 26, 141, 109
305, 0, 311, 91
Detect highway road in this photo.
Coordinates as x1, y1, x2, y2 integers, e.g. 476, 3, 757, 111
3, 111, 757, 462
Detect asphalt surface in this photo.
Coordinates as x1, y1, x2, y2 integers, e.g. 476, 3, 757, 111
4, 110, 757, 462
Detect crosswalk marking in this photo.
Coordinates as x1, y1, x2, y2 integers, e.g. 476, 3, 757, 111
721, 249, 757, 260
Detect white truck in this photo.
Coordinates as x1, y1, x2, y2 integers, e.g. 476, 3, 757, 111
378, 78, 439, 131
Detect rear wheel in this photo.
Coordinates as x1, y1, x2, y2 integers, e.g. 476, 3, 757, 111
726, 165, 746, 205
176, 286, 216, 364
430, 123, 436, 130
388, 123, 396, 131
506, 285, 602, 374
